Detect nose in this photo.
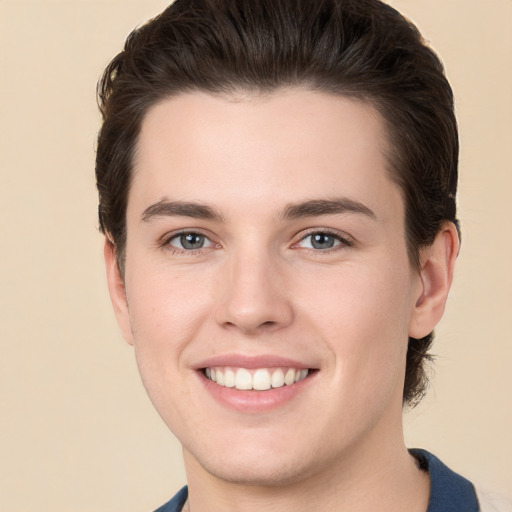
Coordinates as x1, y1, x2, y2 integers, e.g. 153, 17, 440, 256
214, 248, 294, 335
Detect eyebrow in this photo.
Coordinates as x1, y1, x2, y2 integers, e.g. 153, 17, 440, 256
141, 200, 225, 223
140, 197, 376, 224
281, 198, 376, 221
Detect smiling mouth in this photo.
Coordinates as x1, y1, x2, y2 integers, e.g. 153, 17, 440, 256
203, 367, 313, 391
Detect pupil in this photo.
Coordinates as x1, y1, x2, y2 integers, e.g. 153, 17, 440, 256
312, 233, 334, 249
181, 233, 204, 249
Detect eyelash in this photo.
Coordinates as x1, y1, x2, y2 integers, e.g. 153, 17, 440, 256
293, 228, 354, 254
161, 230, 217, 255
160, 228, 353, 255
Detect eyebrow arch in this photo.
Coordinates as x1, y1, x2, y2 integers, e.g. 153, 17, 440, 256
141, 200, 225, 223
281, 198, 376, 221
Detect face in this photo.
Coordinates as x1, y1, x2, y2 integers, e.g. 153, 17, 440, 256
110, 89, 426, 486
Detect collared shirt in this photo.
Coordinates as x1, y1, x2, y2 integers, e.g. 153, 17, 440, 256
154, 449, 479, 512
410, 449, 479, 512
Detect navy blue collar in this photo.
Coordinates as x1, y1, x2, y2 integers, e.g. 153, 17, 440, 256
409, 449, 478, 512
155, 450, 478, 512
154, 485, 188, 512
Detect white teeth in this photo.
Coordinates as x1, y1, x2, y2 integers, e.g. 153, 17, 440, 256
284, 368, 295, 386
224, 369, 235, 388
295, 368, 308, 382
271, 368, 285, 388
205, 366, 310, 390
253, 369, 271, 390
235, 368, 252, 390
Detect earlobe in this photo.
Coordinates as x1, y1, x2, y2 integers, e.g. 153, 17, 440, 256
409, 222, 460, 339
104, 237, 134, 346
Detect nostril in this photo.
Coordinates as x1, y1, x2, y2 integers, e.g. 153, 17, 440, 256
222, 319, 279, 334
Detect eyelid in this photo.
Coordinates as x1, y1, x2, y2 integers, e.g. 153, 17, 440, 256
169, 233, 214, 249
160, 229, 220, 252
292, 228, 354, 250
158, 227, 353, 253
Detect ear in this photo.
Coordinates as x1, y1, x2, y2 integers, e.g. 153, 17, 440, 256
409, 222, 460, 339
104, 237, 134, 345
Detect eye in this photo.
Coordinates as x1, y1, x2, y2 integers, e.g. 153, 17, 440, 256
296, 231, 351, 251
167, 232, 214, 251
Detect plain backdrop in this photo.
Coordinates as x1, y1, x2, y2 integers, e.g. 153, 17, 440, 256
0, 1, 511, 510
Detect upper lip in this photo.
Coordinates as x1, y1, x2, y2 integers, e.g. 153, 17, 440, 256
194, 354, 316, 370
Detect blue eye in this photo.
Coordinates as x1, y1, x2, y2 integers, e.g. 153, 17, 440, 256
168, 232, 213, 250
298, 232, 349, 250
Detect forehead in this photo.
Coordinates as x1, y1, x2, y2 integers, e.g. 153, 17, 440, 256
130, 89, 400, 222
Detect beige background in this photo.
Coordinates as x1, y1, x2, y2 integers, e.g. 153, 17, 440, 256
0, 0, 510, 510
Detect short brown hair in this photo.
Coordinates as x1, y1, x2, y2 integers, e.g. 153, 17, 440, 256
96, 0, 459, 406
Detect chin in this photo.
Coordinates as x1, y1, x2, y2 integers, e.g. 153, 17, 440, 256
184, 434, 332, 488
199, 454, 316, 487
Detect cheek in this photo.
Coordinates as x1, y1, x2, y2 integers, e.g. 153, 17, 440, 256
300, 257, 412, 334
124, 262, 215, 390
126, 255, 213, 334
298, 259, 413, 397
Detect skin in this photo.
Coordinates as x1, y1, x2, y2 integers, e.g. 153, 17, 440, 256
105, 89, 459, 512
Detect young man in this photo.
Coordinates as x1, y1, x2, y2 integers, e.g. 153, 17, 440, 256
95, 1, 502, 510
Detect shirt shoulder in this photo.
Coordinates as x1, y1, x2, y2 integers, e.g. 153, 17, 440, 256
410, 449, 479, 512
476, 488, 512, 512
154, 486, 188, 512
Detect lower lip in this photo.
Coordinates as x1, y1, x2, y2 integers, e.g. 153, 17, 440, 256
198, 371, 316, 413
